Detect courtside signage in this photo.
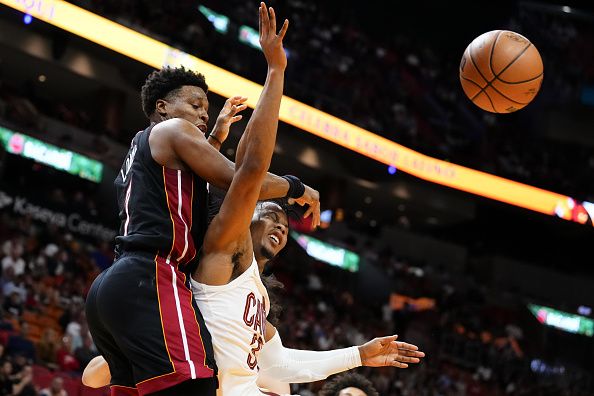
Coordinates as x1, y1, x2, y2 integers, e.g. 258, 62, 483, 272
528, 303, 594, 337
0, 125, 103, 182
291, 231, 359, 272
2, 0, 592, 225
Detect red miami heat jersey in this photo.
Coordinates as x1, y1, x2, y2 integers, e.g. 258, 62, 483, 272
114, 123, 209, 267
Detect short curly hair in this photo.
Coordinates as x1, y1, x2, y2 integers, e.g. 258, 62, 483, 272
318, 373, 379, 396
140, 66, 208, 118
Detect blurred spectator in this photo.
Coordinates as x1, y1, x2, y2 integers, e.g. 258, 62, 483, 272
2, 244, 25, 277
74, 335, 96, 371
40, 377, 67, 396
5, 323, 35, 362
0, 361, 13, 396
55, 336, 79, 373
65, 311, 84, 352
3, 292, 24, 318
0, 362, 35, 396
37, 328, 59, 370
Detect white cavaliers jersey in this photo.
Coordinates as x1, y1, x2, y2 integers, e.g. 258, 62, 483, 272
191, 257, 269, 396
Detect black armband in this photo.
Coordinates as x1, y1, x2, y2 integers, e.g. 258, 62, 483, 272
281, 175, 305, 199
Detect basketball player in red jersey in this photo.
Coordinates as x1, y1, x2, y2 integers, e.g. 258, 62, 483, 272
84, 3, 320, 396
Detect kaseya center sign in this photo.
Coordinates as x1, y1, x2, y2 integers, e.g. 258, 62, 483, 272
0, 190, 116, 241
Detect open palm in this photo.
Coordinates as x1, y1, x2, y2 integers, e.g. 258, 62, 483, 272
359, 335, 425, 368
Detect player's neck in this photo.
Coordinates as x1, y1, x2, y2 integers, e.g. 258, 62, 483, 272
256, 259, 267, 274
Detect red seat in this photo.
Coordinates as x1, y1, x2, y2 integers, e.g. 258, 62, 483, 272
32, 372, 53, 389
81, 386, 110, 396
32, 364, 51, 378
0, 329, 12, 346
58, 375, 81, 396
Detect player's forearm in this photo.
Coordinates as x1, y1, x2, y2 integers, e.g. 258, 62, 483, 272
207, 134, 223, 151
235, 68, 284, 174
259, 332, 361, 383
259, 172, 290, 199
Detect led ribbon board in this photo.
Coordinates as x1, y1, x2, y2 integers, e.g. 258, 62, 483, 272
528, 303, 594, 337
2, 0, 591, 224
291, 231, 359, 272
0, 125, 103, 182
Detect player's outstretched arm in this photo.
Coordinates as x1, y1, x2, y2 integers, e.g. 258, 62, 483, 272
82, 356, 111, 388
259, 324, 425, 383
195, 3, 290, 285
151, 116, 320, 227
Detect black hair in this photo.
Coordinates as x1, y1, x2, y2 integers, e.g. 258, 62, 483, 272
140, 66, 208, 118
256, 198, 301, 221
318, 373, 379, 396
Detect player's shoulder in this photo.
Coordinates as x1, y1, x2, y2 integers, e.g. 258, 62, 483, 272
152, 118, 200, 138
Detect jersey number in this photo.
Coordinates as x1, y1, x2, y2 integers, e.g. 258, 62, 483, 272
247, 333, 264, 370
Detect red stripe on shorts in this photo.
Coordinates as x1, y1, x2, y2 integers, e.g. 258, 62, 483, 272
155, 256, 213, 379
163, 168, 196, 266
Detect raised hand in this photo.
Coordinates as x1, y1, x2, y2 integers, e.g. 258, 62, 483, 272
358, 335, 425, 368
210, 96, 249, 144
259, 2, 289, 70
290, 185, 321, 229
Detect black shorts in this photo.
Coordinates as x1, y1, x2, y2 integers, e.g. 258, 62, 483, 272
86, 252, 217, 396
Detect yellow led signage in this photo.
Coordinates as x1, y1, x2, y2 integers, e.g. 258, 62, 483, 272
2, 0, 591, 225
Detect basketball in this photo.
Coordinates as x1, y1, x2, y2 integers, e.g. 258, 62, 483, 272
459, 30, 543, 113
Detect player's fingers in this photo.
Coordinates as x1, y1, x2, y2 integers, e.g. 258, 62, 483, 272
261, 3, 269, 35
310, 207, 320, 229
377, 335, 398, 346
396, 341, 419, 351
392, 361, 408, 369
278, 19, 289, 39
303, 205, 314, 219
314, 204, 321, 227
230, 95, 246, 104
258, 3, 263, 36
397, 349, 425, 357
293, 198, 305, 207
232, 104, 248, 114
231, 115, 242, 123
394, 354, 421, 364
269, 7, 276, 35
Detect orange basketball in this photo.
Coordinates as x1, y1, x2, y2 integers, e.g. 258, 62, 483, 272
459, 30, 543, 113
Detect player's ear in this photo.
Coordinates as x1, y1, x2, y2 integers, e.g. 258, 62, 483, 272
155, 99, 168, 118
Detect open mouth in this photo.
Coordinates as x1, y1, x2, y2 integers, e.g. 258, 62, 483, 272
197, 124, 207, 134
268, 234, 280, 246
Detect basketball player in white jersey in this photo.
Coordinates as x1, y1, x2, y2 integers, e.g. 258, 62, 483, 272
82, 4, 425, 394
188, 3, 428, 393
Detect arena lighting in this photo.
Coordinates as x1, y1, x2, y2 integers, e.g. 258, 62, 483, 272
2, 0, 593, 226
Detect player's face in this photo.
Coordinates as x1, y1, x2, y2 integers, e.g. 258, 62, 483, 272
158, 85, 209, 134
338, 388, 368, 396
251, 203, 289, 261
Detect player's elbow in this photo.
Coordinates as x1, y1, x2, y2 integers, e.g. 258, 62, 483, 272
237, 161, 268, 179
